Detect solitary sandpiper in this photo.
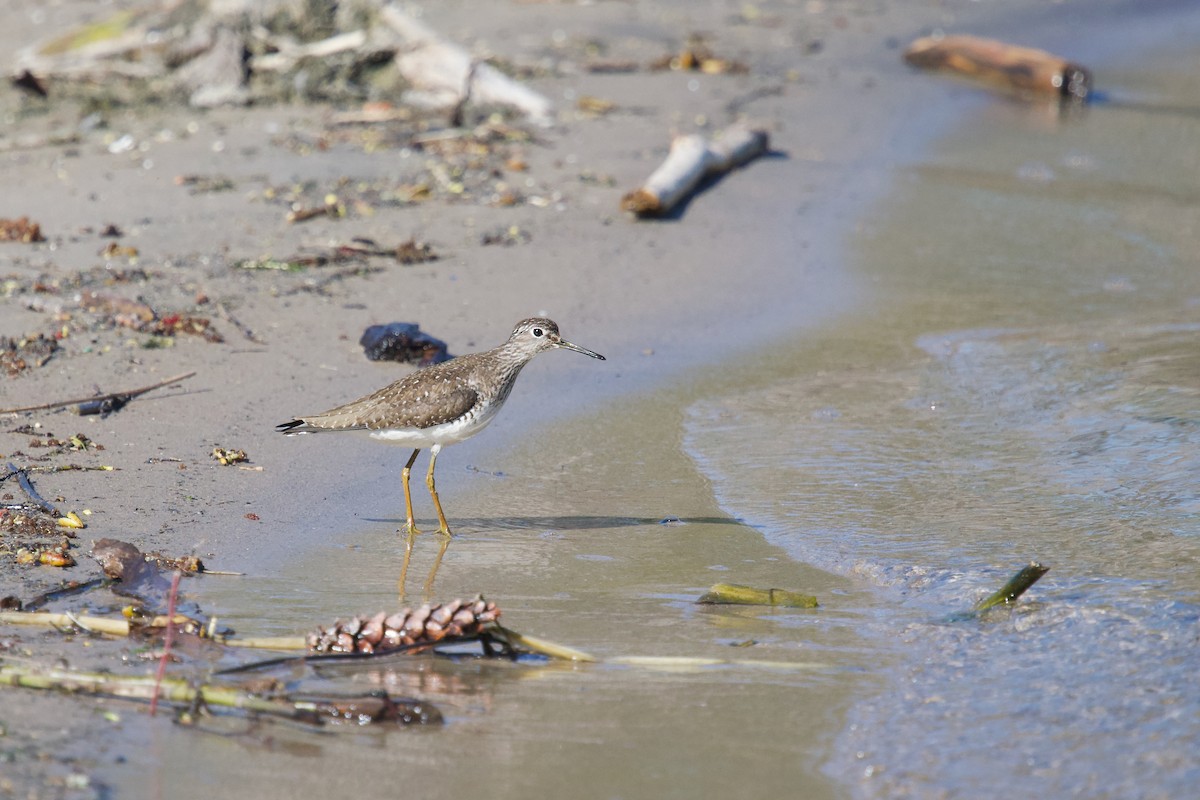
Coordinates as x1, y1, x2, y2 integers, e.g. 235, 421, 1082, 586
278, 318, 605, 592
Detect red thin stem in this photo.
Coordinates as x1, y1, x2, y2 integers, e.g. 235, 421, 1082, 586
149, 571, 182, 716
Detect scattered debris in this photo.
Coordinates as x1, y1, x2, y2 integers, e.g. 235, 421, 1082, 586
99, 242, 139, 260
622, 122, 770, 218
0, 216, 46, 243
174, 174, 236, 194
576, 95, 617, 116
394, 238, 439, 265
14, 1, 555, 118
480, 225, 531, 247
360, 323, 451, 366
697, 583, 819, 608
286, 195, 345, 224
78, 290, 155, 325
62, 288, 220, 343
211, 446, 248, 466
650, 36, 749, 75
904, 34, 1090, 102
15, 545, 75, 568
1, 333, 58, 376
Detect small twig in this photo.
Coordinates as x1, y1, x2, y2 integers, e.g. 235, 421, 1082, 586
215, 302, 263, 344
4, 462, 59, 515
492, 625, 596, 662
0, 611, 196, 637
23, 578, 110, 612
0, 371, 197, 415
281, 265, 386, 296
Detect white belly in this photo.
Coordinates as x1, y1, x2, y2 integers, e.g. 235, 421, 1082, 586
366, 407, 497, 449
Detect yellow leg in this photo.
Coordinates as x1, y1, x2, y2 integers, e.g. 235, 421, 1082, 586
425, 445, 453, 537
401, 448, 421, 536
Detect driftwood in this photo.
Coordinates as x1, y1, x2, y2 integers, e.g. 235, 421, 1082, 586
904, 34, 1091, 102
13, 0, 553, 118
0, 370, 195, 416
621, 122, 769, 218
378, 5, 553, 124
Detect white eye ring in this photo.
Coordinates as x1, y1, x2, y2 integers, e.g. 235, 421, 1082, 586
532, 327, 544, 337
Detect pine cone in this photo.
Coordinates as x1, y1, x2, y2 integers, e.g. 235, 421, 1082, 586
306, 597, 500, 655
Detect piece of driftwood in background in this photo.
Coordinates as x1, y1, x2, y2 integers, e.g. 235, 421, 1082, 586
621, 122, 769, 218
378, 5, 553, 124
904, 34, 1091, 102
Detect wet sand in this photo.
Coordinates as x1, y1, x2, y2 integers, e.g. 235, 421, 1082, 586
2, 0, 1192, 797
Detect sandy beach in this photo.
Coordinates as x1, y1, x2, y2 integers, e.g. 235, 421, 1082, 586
4, 0, 1198, 797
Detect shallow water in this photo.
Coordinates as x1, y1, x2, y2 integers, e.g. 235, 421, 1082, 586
684, 37, 1200, 800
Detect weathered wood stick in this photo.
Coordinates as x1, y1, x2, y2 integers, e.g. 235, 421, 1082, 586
904, 34, 1090, 102
697, 582, 819, 608
379, 5, 553, 124
0, 611, 199, 636
972, 562, 1050, 613
252, 30, 368, 72
4, 462, 59, 515
943, 562, 1051, 622
0, 370, 196, 415
621, 122, 769, 218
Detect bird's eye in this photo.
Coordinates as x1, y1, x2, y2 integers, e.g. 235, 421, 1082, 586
532, 327, 544, 337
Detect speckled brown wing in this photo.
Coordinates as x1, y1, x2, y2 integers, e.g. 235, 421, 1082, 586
279, 367, 480, 433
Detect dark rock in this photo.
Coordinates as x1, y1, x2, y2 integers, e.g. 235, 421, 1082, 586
360, 323, 451, 366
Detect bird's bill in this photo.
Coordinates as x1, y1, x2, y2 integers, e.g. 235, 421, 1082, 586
555, 339, 606, 360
